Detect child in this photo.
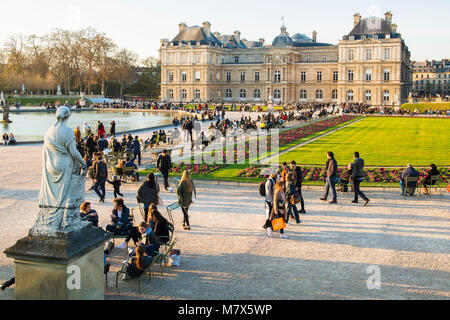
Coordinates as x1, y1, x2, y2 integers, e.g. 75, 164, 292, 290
107, 175, 123, 198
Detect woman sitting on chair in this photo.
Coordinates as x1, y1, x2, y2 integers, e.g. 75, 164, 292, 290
421, 164, 440, 195
122, 243, 153, 279
149, 207, 170, 244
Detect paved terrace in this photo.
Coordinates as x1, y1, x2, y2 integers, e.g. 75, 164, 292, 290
0, 144, 449, 300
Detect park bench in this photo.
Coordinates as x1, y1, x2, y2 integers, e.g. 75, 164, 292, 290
115, 239, 177, 293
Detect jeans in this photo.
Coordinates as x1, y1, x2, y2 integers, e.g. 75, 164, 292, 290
94, 178, 106, 200
160, 169, 169, 189
181, 206, 190, 226
106, 223, 131, 235
287, 202, 300, 223
132, 151, 141, 165
352, 178, 368, 202
323, 176, 337, 201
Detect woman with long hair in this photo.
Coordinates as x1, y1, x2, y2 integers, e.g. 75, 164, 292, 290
268, 180, 288, 238
149, 207, 170, 243
422, 163, 440, 195
124, 242, 153, 279
137, 173, 160, 221
177, 169, 196, 230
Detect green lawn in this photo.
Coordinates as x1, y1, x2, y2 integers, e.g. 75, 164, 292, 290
276, 117, 450, 166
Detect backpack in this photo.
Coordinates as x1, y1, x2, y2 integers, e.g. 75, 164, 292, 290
259, 178, 272, 197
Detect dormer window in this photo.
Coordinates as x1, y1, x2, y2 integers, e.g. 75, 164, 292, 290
234, 56, 239, 63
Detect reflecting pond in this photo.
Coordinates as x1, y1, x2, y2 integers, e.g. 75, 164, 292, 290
1, 110, 176, 142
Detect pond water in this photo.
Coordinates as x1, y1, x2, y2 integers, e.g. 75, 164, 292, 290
1, 110, 176, 142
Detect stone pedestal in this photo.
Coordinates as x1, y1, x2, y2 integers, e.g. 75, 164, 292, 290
4, 226, 110, 300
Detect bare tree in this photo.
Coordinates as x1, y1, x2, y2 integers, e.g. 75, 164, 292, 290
114, 48, 138, 97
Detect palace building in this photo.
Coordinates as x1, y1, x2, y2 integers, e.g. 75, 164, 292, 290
159, 12, 412, 106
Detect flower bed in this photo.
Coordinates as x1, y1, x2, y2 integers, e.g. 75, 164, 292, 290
144, 162, 222, 176
237, 165, 449, 184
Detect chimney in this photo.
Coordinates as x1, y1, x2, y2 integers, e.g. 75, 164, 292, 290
202, 21, 211, 37
353, 13, 361, 26
178, 22, 187, 32
391, 23, 397, 33
234, 30, 241, 43
259, 38, 265, 46
312, 31, 317, 43
385, 11, 392, 25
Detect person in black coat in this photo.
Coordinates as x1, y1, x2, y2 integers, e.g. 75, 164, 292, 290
339, 163, 353, 192
136, 173, 160, 221
421, 164, 440, 195
290, 160, 305, 213
105, 198, 132, 235
86, 134, 96, 158
107, 175, 123, 198
156, 149, 172, 190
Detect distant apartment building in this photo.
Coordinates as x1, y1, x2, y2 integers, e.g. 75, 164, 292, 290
412, 59, 450, 96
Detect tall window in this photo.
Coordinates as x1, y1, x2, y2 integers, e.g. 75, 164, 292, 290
240, 72, 246, 83
225, 89, 232, 98
383, 90, 390, 101
169, 72, 173, 82
384, 69, 390, 82
181, 72, 187, 82
274, 89, 281, 99
209, 72, 213, 82
347, 90, 354, 101
168, 89, 173, 99
181, 89, 187, 100
365, 90, 372, 101
348, 49, 354, 61
365, 48, 372, 60
226, 72, 231, 83
333, 71, 338, 83
332, 89, 338, 100
255, 71, 260, 83
195, 71, 200, 82
274, 70, 281, 83
239, 89, 246, 99
317, 71, 322, 83
384, 48, 391, 60
305, 54, 312, 62
316, 89, 323, 99
234, 56, 239, 63
195, 89, 200, 100
348, 70, 354, 82
254, 89, 261, 99
366, 69, 372, 82
300, 89, 307, 100
301, 71, 306, 83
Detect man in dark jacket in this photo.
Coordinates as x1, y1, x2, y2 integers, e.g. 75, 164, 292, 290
320, 151, 338, 203
86, 134, 96, 158
157, 149, 172, 190
106, 198, 132, 235
132, 136, 141, 165
400, 164, 420, 196
97, 135, 108, 152
351, 152, 369, 206
290, 160, 305, 213
93, 154, 108, 203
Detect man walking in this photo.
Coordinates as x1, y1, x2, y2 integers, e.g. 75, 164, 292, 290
352, 152, 369, 206
320, 151, 338, 204
157, 149, 172, 191
291, 160, 306, 213
93, 154, 108, 203
132, 135, 142, 165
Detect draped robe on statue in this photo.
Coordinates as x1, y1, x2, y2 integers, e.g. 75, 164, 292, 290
30, 109, 88, 237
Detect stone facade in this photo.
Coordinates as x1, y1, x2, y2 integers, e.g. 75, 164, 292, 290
412, 59, 450, 96
160, 12, 412, 106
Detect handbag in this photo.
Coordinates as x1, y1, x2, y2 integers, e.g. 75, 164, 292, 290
271, 217, 286, 232
290, 192, 302, 204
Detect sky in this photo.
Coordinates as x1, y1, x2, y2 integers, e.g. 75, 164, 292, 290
0, 0, 449, 62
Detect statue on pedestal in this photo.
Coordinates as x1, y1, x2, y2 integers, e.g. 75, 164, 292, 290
29, 106, 88, 237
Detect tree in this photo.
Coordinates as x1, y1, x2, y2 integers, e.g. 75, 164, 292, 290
93, 32, 116, 97
113, 48, 138, 97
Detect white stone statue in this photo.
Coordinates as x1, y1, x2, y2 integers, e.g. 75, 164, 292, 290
30, 106, 88, 238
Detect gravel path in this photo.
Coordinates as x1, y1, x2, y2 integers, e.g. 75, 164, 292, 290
0, 144, 449, 300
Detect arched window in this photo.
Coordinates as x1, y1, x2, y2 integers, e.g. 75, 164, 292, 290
316, 89, 323, 99
181, 89, 187, 100
225, 89, 232, 98
383, 90, 390, 101
300, 89, 307, 100
347, 90, 354, 101
365, 90, 372, 101
254, 89, 261, 99
274, 70, 281, 83
195, 89, 200, 100
332, 89, 338, 100
274, 89, 281, 99
239, 89, 246, 99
